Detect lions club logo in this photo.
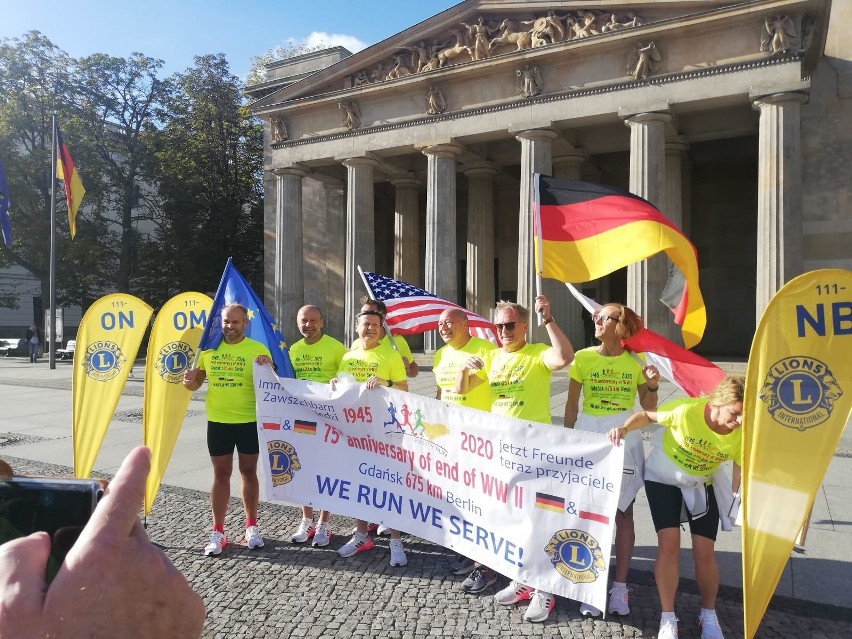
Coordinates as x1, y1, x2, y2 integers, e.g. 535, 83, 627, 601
267, 441, 301, 487
545, 529, 606, 584
759, 356, 843, 431
154, 341, 194, 384
81, 341, 127, 382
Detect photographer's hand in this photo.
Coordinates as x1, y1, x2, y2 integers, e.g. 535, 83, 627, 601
0, 446, 205, 639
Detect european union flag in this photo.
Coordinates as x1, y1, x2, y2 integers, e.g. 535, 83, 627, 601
197, 258, 294, 378
0, 159, 11, 245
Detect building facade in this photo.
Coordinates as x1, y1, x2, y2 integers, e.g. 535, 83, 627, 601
249, 0, 849, 356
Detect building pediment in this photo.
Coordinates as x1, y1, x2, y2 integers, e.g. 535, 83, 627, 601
251, 0, 829, 146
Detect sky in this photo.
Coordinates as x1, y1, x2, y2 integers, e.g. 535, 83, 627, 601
1, 0, 461, 79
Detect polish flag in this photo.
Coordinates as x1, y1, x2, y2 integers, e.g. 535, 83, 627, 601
565, 284, 725, 398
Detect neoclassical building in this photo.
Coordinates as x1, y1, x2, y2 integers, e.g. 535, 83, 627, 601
248, 0, 848, 357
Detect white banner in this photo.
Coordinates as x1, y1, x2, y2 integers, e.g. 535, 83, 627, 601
254, 365, 624, 609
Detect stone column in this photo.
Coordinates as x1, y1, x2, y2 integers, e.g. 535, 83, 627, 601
623, 112, 672, 339
273, 167, 307, 335
342, 157, 378, 345
550, 150, 587, 349
422, 143, 461, 350
753, 92, 807, 320
391, 176, 421, 287
516, 128, 558, 342
464, 165, 496, 319
324, 183, 346, 341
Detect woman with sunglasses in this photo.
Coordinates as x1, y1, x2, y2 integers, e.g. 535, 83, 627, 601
563, 303, 660, 618
606, 376, 743, 639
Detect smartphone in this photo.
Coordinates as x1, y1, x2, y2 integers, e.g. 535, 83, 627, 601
0, 477, 103, 581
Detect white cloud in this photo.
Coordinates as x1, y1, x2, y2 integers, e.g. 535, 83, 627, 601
302, 31, 367, 53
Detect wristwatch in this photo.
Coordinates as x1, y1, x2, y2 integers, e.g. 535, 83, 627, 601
543, 316, 555, 325
386, 379, 393, 387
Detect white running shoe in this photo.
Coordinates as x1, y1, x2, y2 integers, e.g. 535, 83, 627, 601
312, 523, 332, 547
290, 517, 315, 543
337, 532, 375, 558
607, 584, 630, 615
377, 523, 391, 536
245, 525, 264, 549
658, 616, 679, 639
204, 530, 227, 556
524, 590, 556, 623
699, 609, 724, 639
494, 580, 534, 605
389, 538, 408, 566
579, 601, 602, 617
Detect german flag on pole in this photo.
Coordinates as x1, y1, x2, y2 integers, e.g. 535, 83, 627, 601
56, 125, 85, 239
533, 175, 706, 348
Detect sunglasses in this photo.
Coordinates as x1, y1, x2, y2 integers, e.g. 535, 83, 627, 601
592, 313, 619, 325
495, 321, 517, 332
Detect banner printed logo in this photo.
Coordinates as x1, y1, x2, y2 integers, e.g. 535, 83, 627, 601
545, 529, 606, 584
154, 341, 194, 384
759, 356, 843, 430
381, 400, 450, 453
82, 341, 127, 382
267, 440, 301, 486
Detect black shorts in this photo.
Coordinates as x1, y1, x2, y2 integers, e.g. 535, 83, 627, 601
207, 421, 259, 457
644, 480, 720, 541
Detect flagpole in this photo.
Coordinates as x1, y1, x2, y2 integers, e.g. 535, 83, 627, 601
49, 115, 58, 370
357, 265, 400, 355
532, 173, 544, 326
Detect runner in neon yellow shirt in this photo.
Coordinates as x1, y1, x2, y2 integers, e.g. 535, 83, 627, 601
184, 303, 274, 557
607, 376, 744, 639
352, 297, 418, 378
564, 302, 660, 618
456, 296, 574, 623
433, 308, 496, 412
288, 305, 347, 547
334, 310, 409, 568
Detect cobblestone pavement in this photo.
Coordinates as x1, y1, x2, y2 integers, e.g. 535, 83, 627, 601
8, 456, 852, 639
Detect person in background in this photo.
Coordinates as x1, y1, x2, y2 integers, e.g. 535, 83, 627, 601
564, 302, 659, 617
607, 376, 745, 639
25, 323, 41, 364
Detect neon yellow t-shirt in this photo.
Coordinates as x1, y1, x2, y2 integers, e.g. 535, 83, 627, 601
338, 345, 406, 383
656, 397, 743, 475
198, 337, 271, 423
569, 348, 646, 415
483, 342, 553, 424
350, 334, 413, 362
433, 336, 496, 411
290, 334, 347, 383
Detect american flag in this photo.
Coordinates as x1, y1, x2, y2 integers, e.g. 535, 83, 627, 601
362, 271, 499, 344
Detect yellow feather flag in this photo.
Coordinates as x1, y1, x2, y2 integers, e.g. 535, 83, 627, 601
73, 294, 153, 478
742, 269, 852, 637
143, 292, 212, 515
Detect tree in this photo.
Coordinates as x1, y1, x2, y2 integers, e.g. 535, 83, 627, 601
72, 52, 173, 293
145, 54, 263, 302
0, 31, 110, 314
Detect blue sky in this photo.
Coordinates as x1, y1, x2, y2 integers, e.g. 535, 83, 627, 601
1, 0, 460, 78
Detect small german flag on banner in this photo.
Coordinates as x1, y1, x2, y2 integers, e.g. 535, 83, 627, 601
293, 420, 317, 435
262, 422, 280, 431
535, 492, 565, 513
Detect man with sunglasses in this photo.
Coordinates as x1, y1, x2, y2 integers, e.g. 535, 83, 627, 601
455, 295, 574, 622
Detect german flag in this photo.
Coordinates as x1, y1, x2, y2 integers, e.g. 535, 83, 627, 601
533, 175, 706, 348
535, 492, 565, 513
56, 125, 85, 239
293, 419, 317, 435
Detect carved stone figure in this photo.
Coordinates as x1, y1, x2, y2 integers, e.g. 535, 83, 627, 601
461, 16, 496, 61
421, 56, 442, 72
270, 117, 288, 143
353, 70, 370, 87
761, 15, 796, 54
628, 42, 661, 79
602, 13, 645, 33
490, 19, 533, 51
426, 85, 447, 115
517, 65, 543, 98
370, 63, 385, 83
436, 29, 472, 67
570, 10, 602, 38
386, 54, 413, 80
400, 40, 433, 73
339, 101, 361, 130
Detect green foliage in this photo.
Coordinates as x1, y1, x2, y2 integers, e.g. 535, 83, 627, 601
245, 42, 326, 86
